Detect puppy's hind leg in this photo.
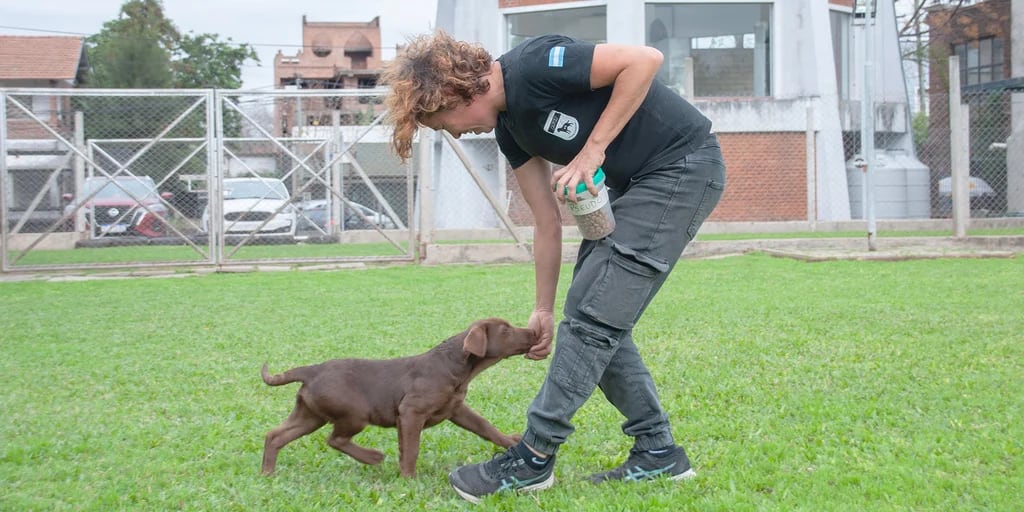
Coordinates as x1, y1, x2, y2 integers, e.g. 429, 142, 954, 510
262, 398, 326, 475
326, 421, 384, 465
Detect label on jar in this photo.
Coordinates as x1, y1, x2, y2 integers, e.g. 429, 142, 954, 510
566, 186, 609, 216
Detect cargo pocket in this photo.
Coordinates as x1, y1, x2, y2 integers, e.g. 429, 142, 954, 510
578, 246, 666, 330
552, 319, 618, 395
687, 178, 726, 239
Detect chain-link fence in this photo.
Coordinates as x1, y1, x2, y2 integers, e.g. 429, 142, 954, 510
4, 86, 1021, 272
2, 89, 415, 272
920, 89, 1019, 219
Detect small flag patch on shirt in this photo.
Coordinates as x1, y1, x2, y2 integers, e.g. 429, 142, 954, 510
548, 46, 565, 67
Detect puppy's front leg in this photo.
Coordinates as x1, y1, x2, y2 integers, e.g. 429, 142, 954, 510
448, 403, 521, 447
396, 414, 427, 478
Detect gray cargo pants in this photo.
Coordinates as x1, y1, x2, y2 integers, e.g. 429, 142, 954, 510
522, 133, 725, 455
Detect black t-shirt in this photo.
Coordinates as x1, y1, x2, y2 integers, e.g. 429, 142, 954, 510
495, 34, 712, 191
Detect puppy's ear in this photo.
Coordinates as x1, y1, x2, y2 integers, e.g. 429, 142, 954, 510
463, 325, 487, 358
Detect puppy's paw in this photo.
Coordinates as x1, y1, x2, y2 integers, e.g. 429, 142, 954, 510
365, 449, 385, 465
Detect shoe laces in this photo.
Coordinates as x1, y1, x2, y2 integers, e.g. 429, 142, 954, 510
485, 448, 526, 478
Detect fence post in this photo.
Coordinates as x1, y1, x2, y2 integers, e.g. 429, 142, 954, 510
74, 111, 85, 235
0, 91, 7, 271
949, 56, 969, 238
417, 128, 434, 260
210, 90, 223, 264
330, 110, 343, 237
806, 104, 817, 224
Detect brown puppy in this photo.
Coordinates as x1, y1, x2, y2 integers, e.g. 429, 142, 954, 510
260, 317, 538, 477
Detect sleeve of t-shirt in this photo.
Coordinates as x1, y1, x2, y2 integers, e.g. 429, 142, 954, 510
495, 119, 531, 170
518, 35, 595, 97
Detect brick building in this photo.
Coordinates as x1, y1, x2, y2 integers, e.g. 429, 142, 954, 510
0, 35, 88, 139
273, 16, 387, 134
1, 35, 89, 228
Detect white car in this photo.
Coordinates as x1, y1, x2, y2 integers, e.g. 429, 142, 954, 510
296, 199, 398, 232
202, 178, 297, 237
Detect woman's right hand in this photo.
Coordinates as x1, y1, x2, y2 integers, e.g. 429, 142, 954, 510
526, 309, 554, 360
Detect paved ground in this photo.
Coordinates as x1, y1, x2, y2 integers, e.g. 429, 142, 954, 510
683, 235, 1023, 262
421, 235, 1023, 265
2, 236, 1020, 282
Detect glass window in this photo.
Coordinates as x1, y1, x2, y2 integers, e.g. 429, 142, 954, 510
953, 37, 1004, 86
830, 10, 852, 100
506, 6, 607, 48
645, 3, 772, 97
978, 38, 991, 66
31, 95, 52, 117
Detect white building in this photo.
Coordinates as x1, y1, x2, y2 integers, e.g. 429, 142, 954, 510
433, 0, 925, 223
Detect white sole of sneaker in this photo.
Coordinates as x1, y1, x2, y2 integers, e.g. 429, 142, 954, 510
451, 473, 556, 504
669, 468, 697, 481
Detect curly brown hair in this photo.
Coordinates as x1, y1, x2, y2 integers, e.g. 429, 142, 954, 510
381, 30, 493, 161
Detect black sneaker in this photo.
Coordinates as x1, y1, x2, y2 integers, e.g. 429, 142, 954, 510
449, 446, 555, 503
587, 445, 696, 484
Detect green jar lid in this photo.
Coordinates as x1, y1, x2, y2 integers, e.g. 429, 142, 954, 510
566, 168, 606, 196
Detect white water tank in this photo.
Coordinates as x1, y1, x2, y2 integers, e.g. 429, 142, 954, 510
847, 150, 930, 219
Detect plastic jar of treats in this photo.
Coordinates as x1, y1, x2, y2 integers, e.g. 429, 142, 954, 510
564, 168, 615, 240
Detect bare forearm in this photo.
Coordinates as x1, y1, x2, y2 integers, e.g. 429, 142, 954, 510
532, 218, 562, 312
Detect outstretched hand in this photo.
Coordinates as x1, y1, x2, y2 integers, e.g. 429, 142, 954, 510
526, 309, 554, 360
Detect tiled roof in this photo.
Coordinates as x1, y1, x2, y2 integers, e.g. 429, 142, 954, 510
0, 35, 86, 80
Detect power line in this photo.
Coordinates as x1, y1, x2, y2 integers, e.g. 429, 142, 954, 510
0, 25, 90, 36
0, 24, 405, 51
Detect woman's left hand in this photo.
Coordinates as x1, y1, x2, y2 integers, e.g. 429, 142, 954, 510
551, 148, 604, 203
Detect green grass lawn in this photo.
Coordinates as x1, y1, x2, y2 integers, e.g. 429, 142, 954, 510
1, 254, 1022, 510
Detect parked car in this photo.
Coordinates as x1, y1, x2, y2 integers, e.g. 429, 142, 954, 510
62, 176, 173, 238
296, 199, 397, 232
935, 176, 1000, 216
202, 178, 297, 237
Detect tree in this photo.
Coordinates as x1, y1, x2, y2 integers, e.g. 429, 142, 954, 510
76, 0, 259, 189
85, 0, 257, 90
172, 33, 257, 89
84, 0, 178, 89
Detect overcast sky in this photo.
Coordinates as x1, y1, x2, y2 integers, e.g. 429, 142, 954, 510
0, 0, 439, 90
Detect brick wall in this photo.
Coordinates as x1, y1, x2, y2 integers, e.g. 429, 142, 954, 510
713, 132, 807, 221
505, 131, 809, 226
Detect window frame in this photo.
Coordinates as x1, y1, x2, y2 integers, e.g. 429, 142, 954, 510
644, 2, 773, 98
953, 37, 1004, 86
504, 4, 608, 48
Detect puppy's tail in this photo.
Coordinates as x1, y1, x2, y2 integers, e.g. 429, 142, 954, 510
261, 363, 314, 386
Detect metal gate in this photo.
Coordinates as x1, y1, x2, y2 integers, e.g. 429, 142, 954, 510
2, 88, 416, 272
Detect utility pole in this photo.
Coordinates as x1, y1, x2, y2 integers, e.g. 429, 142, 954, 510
855, 0, 879, 251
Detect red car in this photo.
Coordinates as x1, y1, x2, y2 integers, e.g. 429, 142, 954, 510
63, 176, 173, 238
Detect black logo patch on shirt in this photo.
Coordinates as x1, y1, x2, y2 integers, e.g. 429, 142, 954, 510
544, 110, 579, 141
